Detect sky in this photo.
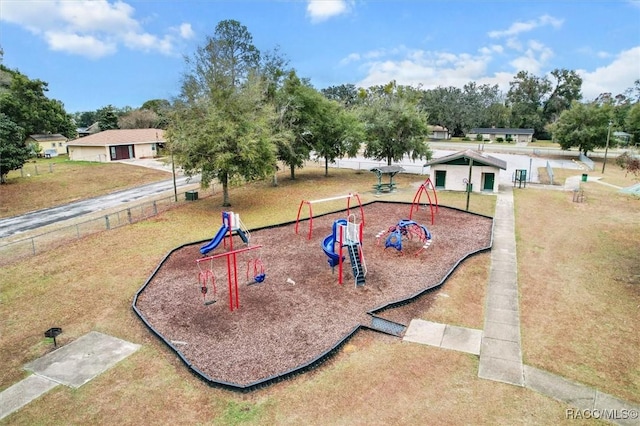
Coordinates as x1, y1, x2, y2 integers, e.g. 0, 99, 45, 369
1, 0, 639, 113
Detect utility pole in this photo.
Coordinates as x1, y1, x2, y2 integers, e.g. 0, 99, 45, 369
601, 120, 612, 174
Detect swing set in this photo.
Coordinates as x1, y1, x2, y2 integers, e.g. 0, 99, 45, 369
408, 177, 439, 225
295, 193, 364, 240
195, 245, 264, 311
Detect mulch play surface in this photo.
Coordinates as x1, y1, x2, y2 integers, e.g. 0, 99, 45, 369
135, 202, 492, 387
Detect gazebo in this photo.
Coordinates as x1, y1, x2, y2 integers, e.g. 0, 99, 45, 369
370, 165, 405, 194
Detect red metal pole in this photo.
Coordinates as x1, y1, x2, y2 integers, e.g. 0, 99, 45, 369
233, 252, 239, 309
308, 203, 313, 240
295, 200, 305, 235
338, 224, 343, 285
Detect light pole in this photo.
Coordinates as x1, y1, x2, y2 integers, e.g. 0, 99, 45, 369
601, 120, 612, 173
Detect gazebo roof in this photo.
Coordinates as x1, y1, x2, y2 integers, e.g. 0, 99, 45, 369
370, 165, 405, 174
425, 149, 507, 170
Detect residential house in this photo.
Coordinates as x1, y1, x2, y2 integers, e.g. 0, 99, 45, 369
67, 128, 164, 162
77, 122, 101, 138
429, 125, 450, 140
467, 128, 534, 143
424, 149, 507, 193
26, 134, 68, 156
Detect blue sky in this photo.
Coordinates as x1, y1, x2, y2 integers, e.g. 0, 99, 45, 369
1, 0, 639, 113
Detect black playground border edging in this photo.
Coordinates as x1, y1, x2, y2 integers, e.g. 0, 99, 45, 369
132, 200, 494, 392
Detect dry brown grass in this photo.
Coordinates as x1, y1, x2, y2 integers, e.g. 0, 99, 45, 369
516, 178, 640, 403
5, 159, 635, 424
0, 157, 171, 218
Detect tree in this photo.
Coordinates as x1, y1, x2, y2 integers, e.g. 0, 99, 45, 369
0, 66, 76, 139
97, 105, 120, 131
625, 102, 640, 145
358, 81, 432, 165
321, 84, 359, 108
168, 20, 277, 206
0, 113, 28, 184
542, 69, 583, 124
550, 101, 612, 155
419, 86, 466, 136
313, 98, 363, 177
507, 70, 551, 138
273, 71, 319, 180
615, 152, 640, 179
118, 109, 159, 129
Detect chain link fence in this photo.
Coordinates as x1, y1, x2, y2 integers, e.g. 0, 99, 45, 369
0, 188, 200, 266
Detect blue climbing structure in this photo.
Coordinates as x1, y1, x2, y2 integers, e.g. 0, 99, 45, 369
322, 216, 366, 287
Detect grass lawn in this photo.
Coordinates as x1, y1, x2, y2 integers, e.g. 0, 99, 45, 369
0, 156, 171, 218
1, 161, 637, 424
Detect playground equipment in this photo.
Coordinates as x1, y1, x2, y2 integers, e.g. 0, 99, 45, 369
200, 211, 250, 255
376, 219, 432, 256
321, 214, 367, 287
409, 177, 438, 225
295, 193, 364, 240
196, 245, 264, 311
196, 211, 263, 311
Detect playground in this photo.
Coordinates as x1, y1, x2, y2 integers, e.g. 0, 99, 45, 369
135, 200, 492, 388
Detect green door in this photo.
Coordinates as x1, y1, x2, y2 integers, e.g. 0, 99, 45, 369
483, 173, 495, 191
435, 170, 446, 188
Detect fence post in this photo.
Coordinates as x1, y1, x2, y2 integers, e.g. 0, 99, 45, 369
35, 165, 39, 175
20, 168, 24, 178
105, 215, 110, 230
31, 238, 36, 255
49, 163, 53, 173
127, 208, 132, 223
153, 201, 158, 215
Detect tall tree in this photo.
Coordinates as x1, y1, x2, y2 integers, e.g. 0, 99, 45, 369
96, 105, 120, 131
543, 68, 583, 124
118, 109, 159, 129
168, 20, 277, 206
358, 81, 432, 165
506, 70, 551, 138
313, 98, 363, 177
0, 113, 28, 184
321, 84, 360, 108
550, 101, 612, 155
0, 67, 76, 139
625, 102, 640, 145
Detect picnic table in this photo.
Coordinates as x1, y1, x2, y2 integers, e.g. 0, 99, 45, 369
370, 165, 405, 194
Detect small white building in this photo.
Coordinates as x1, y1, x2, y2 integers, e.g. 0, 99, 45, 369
26, 134, 68, 156
67, 129, 164, 162
425, 149, 507, 193
429, 125, 450, 140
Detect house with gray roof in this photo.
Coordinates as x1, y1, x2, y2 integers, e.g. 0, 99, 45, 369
425, 149, 507, 192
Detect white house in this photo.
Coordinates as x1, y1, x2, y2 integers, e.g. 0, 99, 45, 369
467, 128, 534, 143
26, 134, 68, 156
67, 129, 165, 162
425, 149, 507, 193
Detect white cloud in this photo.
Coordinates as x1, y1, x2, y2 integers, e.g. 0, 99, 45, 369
488, 14, 563, 38
579, 46, 640, 101
355, 48, 495, 90
0, 0, 189, 59
306, 0, 351, 23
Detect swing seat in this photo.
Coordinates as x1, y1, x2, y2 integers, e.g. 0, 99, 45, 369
204, 299, 217, 306
254, 273, 266, 283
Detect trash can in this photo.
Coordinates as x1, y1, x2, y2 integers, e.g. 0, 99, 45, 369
185, 190, 198, 201
581, 174, 588, 182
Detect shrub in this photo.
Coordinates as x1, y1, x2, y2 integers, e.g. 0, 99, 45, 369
462, 136, 471, 141
496, 137, 504, 143
475, 134, 483, 141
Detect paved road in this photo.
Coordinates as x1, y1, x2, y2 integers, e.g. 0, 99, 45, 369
0, 175, 200, 239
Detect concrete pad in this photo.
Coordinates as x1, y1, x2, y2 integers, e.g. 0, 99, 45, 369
594, 391, 640, 426
478, 357, 524, 386
440, 325, 482, 355
481, 337, 521, 361
0, 374, 59, 421
24, 331, 140, 389
403, 319, 445, 346
523, 366, 595, 410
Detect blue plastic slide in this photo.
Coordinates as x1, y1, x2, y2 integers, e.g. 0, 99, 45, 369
322, 234, 341, 267
200, 225, 229, 255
